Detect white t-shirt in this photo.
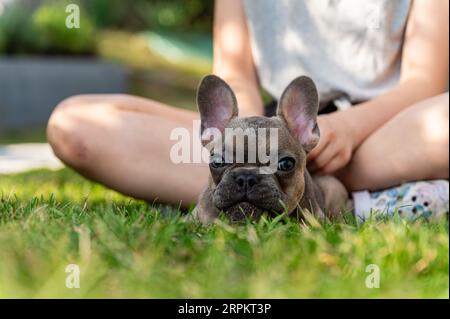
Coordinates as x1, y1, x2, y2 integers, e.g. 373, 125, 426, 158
243, 0, 411, 106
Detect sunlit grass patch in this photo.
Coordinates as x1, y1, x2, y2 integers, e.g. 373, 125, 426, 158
0, 169, 448, 298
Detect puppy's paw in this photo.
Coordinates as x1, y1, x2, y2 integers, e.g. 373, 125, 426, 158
314, 175, 351, 219
193, 188, 221, 224
190, 204, 216, 224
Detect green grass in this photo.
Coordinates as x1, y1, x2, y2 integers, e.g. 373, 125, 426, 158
0, 128, 47, 144
0, 169, 448, 298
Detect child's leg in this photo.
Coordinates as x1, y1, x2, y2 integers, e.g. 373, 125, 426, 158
47, 94, 209, 206
337, 93, 449, 191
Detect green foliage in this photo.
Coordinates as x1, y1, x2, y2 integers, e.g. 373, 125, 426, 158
0, 169, 448, 298
0, 28, 5, 53
32, 1, 95, 54
80, 0, 213, 32
0, 4, 41, 54
80, 0, 125, 29
0, 0, 96, 55
0, 0, 212, 55
135, 0, 213, 32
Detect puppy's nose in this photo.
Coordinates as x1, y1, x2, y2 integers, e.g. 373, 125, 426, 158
234, 173, 259, 190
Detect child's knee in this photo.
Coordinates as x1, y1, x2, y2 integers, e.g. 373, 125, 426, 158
47, 96, 95, 169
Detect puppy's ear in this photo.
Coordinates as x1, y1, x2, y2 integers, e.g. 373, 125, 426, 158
197, 75, 238, 144
277, 76, 320, 153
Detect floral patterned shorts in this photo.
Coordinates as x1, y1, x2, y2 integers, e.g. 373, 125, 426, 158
353, 180, 449, 223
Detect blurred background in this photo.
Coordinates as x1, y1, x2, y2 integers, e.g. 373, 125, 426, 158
0, 0, 213, 172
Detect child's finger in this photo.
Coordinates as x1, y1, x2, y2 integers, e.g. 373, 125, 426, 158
319, 154, 346, 175
309, 142, 339, 172
307, 137, 329, 162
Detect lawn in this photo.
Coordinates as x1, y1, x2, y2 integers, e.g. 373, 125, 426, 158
0, 168, 448, 298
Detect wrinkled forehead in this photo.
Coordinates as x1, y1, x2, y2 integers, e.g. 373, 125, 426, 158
222, 116, 301, 155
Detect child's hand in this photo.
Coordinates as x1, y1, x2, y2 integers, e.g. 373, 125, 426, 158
307, 112, 356, 174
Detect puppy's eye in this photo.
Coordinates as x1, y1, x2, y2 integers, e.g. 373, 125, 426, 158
277, 157, 296, 172
210, 155, 226, 169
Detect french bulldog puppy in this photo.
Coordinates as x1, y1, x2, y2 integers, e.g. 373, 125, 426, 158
194, 75, 349, 223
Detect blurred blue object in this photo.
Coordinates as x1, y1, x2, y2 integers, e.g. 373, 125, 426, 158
0, 57, 128, 132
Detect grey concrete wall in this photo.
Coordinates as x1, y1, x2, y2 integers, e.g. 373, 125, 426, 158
0, 57, 128, 132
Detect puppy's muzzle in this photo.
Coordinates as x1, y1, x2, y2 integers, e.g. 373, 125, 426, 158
233, 171, 261, 193
213, 167, 285, 218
